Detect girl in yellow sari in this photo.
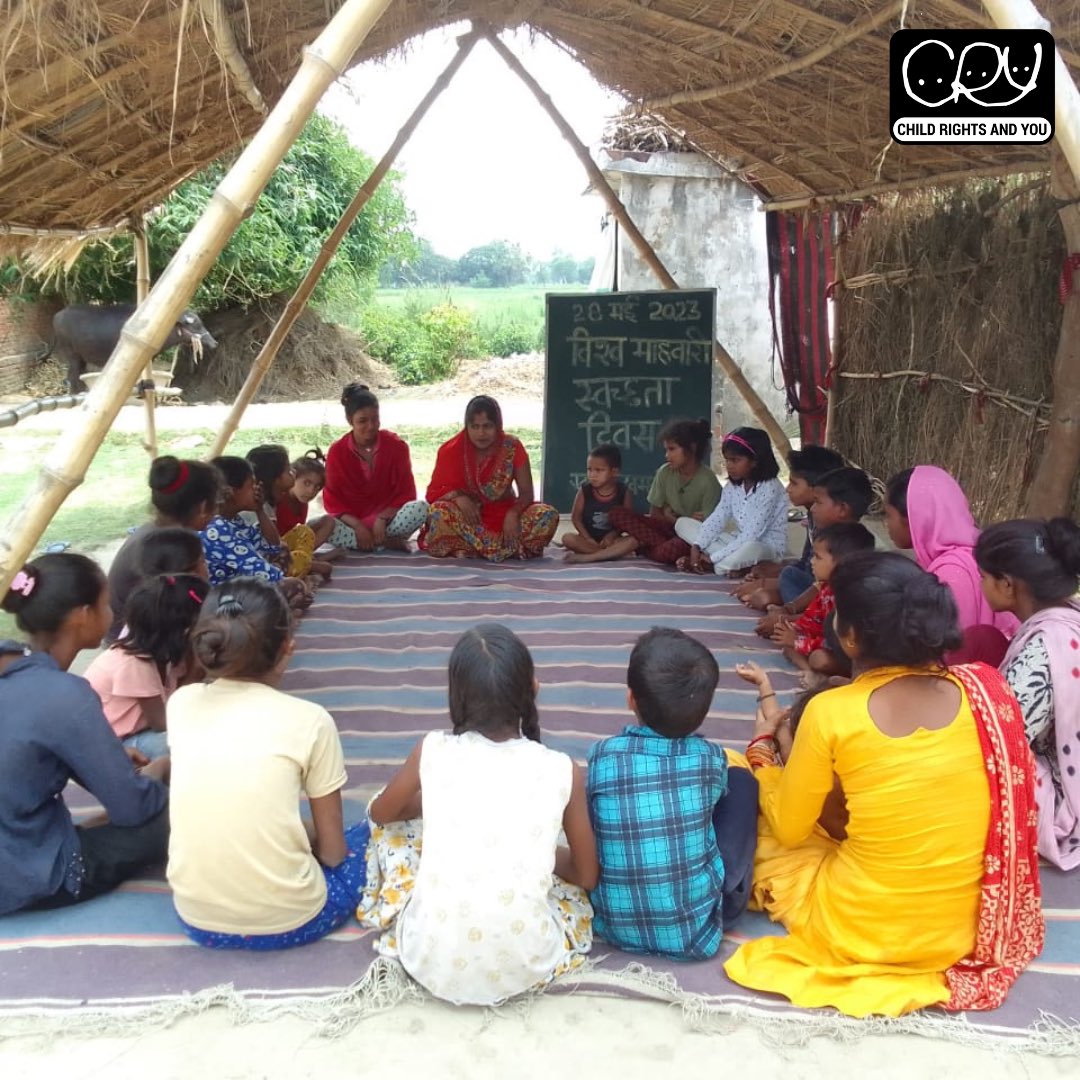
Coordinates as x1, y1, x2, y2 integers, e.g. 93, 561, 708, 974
725, 552, 1043, 1017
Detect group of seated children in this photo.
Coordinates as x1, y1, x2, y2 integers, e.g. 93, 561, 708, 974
1, 561, 756, 1008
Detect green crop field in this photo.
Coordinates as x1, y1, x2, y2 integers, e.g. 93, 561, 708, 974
371, 284, 588, 332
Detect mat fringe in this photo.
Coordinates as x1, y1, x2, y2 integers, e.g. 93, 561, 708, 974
549, 960, 1080, 1057
2, 956, 1078, 1056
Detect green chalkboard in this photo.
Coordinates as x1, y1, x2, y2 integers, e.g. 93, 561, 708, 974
542, 290, 715, 513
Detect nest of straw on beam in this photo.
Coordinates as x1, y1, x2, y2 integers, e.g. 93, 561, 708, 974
831, 176, 1070, 522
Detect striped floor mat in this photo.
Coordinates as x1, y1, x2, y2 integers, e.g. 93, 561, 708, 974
0, 553, 1076, 1046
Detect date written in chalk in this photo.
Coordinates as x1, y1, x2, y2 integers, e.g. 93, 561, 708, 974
572, 298, 702, 324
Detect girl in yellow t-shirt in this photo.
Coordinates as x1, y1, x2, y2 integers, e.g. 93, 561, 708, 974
166, 578, 368, 949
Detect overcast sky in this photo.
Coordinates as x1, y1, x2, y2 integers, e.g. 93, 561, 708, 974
319, 25, 626, 261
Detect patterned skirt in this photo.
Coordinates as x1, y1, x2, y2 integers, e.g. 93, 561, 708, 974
423, 500, 559, 562
357, 817, 593, 1002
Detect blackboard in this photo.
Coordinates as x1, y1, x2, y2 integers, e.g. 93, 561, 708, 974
542, 290, 715, 513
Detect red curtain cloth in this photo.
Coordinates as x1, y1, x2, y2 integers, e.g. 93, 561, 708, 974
766, 210, 836, 446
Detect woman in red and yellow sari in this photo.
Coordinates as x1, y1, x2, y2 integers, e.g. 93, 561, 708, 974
421, 396, 559, 562
726, 551, 1043, 1018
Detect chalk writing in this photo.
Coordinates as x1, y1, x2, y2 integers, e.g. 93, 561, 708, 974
627, 337, 712, 367
568, 327, 626, 369
572, 376, 677, 411
577, 412, 662, 452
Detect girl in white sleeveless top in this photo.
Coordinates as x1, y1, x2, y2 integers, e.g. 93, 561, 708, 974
358, 624, 599, 1005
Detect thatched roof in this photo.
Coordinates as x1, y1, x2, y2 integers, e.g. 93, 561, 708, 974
1, 0, 1076, 256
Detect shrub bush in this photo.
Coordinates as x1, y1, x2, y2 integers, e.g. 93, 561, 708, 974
359, 301, 481, 385
480, 321, 542, 357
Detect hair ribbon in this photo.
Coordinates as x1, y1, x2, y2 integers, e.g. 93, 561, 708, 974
161, 462, 190, 494
188, 590, 204, 605
10, 570, 35, 597
723, 432, 757, 457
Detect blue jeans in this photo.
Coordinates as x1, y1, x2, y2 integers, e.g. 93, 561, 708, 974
179, 822, 371, 950
123, 729, 169, 760
778, 565, 814, 605
712, 767, 759, 929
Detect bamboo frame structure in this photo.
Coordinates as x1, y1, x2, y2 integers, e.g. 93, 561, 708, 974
197, 0, 268, 115
641, 2, 905, 111
983, 0, 1080, 191
208, 29, 481, 458
0, 0, 394, 595
132, 215, 157, 458
481, 29, 792, 459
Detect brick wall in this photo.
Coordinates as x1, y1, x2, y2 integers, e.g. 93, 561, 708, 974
0, 297, 62, 394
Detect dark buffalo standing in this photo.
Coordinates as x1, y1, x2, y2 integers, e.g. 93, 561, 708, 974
53, 303, 218, 392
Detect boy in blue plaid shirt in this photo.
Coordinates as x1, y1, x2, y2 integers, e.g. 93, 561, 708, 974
587, 628, 758, 959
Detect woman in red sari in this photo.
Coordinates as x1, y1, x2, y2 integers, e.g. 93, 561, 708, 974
322, 383, 428, 552
726, 552, 1043, 1017
422, 396, 558, 562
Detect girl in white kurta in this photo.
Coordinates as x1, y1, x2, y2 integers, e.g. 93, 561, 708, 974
357, 624, 599, 1006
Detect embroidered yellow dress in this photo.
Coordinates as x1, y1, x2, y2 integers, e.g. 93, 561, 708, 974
724, 668, 991, 1018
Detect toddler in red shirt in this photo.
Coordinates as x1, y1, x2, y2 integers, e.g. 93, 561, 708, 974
772, 522, 874, 687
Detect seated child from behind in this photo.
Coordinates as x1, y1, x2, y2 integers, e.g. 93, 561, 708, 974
588, 628, 759, 960
737, 445, 844, 610
771, 522, 875, 686
561, 443, 634, 558
85, 573, 209, 760
757, 466, 873, 638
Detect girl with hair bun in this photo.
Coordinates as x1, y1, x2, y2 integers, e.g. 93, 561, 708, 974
321, 383, 428, 552
166, 578, 367, 948
725, 551, 1042, 1017
358, 624, 598, 1004
0, 554, 168, 915
568, 417, 721, 565
977, 517, 1080, 870
106, 455, 221, 642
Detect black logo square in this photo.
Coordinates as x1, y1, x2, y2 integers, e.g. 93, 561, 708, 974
890, 29, 1054, 144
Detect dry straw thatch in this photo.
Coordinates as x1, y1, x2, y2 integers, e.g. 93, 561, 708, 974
3, 0, 1079, 264
831, 177, 1067, 522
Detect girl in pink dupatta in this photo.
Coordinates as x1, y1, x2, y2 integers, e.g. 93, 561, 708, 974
421, 396, 559, 562
884, 466, 1018, 666
977, 518, 1080, 871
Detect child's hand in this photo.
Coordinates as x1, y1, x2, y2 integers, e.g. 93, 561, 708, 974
252, 480, 266, 506
771, 621, 797, 648
756, 611, 780, 637
735, 661, 770, 690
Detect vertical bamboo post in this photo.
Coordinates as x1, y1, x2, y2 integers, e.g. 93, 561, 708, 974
209, 29, 481, 458
482, 29, 791, 459
0, 0, 394, 594
131, 215, 158, 458
982, 0, 1080, 191
1026, 147, 1080, 516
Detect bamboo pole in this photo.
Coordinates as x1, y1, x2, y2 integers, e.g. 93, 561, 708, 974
0, 222, 127, 238
0, 0, 394, 595
209, 30, 481, 458
982, 0, 1080, 191
763, 161, 1047, 211
197, 0, 268, 115
481, 30, 792, 458
641, 2, 905, 111
131, 215, 157, 458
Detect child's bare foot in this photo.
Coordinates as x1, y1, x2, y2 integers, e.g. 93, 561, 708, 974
383, 537, 410, 552
563, 551, 587, 564
310, 559, 333, 579
316, 546, 347, 563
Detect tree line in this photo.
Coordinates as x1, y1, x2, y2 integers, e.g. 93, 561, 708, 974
379, 238, 595, 289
